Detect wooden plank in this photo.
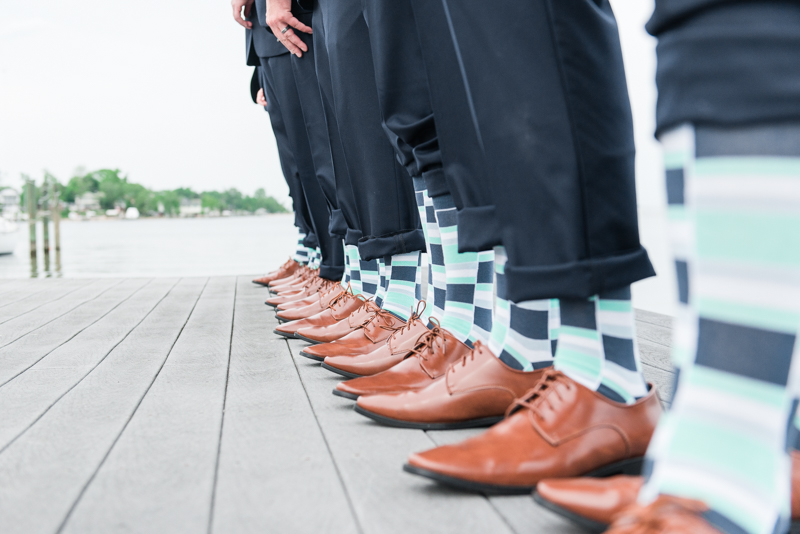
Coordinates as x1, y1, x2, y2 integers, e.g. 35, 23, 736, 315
0, 278, 95, 324
0, 277, 208, 534
0, 279, 121, 350
285, 335, 514, 534
0, 278, 151, 387
210, 277, 359, 534
0, 278, 178, 451
635, 320, 672, 350
635, 309, 672, 329
58, 277, 234, 534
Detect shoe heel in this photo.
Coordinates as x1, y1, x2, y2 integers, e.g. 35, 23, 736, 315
586, 457, 643, 478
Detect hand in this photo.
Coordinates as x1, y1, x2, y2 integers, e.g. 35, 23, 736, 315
256, 88, 268, 107
266, 0, 312, 58
232, 0, 255, 29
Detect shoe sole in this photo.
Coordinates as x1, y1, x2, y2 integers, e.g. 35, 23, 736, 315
531, 491, 607, 533
402, 457, 644, 496
265, 302, 279, 308
253, 281, 270, 287
299, 350, 324, 362
353, 405, 503, 430
295, 333, 326, 345
273, 329, 298, 340
332, 388, 359, 400
321, 363, 363, 379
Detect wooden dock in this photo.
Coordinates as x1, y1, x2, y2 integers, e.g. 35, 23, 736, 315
0, 276, 675, 534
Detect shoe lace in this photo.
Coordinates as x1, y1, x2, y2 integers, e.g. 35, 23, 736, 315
327, 284, 355, 310
370, 307, 402, 331
385, 301, 427, 339
506, 369, 573, 420
406, 317, 445, 361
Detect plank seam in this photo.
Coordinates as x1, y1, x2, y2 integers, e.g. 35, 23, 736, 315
207, 277, 238, 534
52, 277, 210, 534
0, 279, 176, 456
284, 338, 365, 534
0, 279, 157, 391
0, 279, 97, 326
0, 279, 127, 351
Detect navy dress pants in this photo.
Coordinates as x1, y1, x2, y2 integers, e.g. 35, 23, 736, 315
442, 0, 655, 302
315, 0, 425, 262
309, 7, 363, 247
260, 53, 344, 280
257, 64, 313, 240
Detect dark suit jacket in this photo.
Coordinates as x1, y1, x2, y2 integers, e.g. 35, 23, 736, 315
245, 4, 288, 66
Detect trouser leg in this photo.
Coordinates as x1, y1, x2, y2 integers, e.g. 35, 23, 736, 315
441, 0, 654, 301
317, 0, 424, 261
262, 54, 343, 281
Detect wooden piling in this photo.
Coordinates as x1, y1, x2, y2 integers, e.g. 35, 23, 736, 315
26, 179, 36, 261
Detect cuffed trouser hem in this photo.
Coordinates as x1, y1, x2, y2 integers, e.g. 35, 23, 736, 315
423, 168, 449, 198
504, 246, 656, 302
358, 228, 427, 262
329, 209, 347, 238
319, 263, 345, 282
456, 205, 501, 253
303, 233, 319, 249
345, 228, 363, 247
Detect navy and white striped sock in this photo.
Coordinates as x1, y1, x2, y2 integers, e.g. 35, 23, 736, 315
382, 251, 421, 321
360, 258, 380, 300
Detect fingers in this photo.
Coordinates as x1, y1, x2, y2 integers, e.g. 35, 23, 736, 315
278, 35, 303, 58
287, 16, 312, 35
283, 28, 308, 54
232, 1, 252, 28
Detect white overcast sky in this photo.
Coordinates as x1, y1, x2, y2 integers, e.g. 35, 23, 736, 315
0, 0, 661, 209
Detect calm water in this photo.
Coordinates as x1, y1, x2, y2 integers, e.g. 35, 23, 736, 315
0, 215, 298, 279
0, 211, 676, 316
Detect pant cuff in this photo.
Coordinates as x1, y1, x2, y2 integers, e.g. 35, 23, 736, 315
345, 228, 363, 247
504, 246, 656, 301
329, 209, 347, 238
456, 205, 501, 253
423, 168, 450, 198
318, 263, 345, 282
303, 233, 319, 249
358, 228, 427, 262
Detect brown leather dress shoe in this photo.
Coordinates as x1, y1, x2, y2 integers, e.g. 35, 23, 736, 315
402, 370, 662, 494
298, 308, 406, 361
333, 324, 471, 399
321, 308, 430, 378
533, 449, 800, 532
266, 279, 328, 308
273, 292, 364, 339
354, 341, 545, 430
253, 259, 300, 286
268, 267, 307, 289
272, 273, 316, 295
276, 282, 340, 311
295, 300, 379, 345
277, 284, 345, 321
604, 496, 720, 533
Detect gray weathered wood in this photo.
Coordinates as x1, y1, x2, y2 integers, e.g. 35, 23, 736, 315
0, 278, 152, 387
0, 278, 95, 325
60, 277, 234, 534
286, 336, 514, 534
0, 278, 178, 451
0, 279, 121, 350
211, 276, 359, 534
0, 277, 207, 534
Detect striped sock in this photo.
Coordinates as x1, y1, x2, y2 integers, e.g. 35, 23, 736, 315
639, 124, 800, 534
470, 250, 494, 345
432, 193, 479, 344
426, 193, 447, 323
294, 232, 309, 265
489, 246, 555, 371
554, 288, 649, 404
360, 258, 380, 300
374, 259, 387, 307
346, 245, 362, 295
381, 251, 420, 322
341, 242, 351, 286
